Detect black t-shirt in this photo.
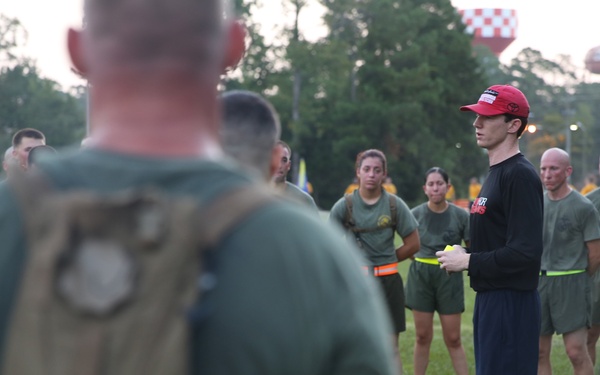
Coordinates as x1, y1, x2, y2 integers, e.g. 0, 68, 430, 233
468, 153, 543, 292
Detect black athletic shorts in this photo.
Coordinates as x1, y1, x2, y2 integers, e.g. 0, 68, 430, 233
376, 273, 405, 334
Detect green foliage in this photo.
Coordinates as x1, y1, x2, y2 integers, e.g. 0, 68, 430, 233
226, 0, 600, 203
471, 45, 511, 85
0, 15, 27, 63
498, 50, 600, 184
0, 62, 85, 151
0, 14, 86, 152
227, 0, 490, 207
306, 0, 488, 207
224, 0, 284, 94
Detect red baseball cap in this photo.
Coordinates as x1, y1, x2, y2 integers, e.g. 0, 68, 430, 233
460, 85, 530, 118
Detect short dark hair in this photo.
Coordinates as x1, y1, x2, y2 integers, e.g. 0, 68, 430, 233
220, 90, 281, 178
504, 114, 528, 137
12, 128, 45, 148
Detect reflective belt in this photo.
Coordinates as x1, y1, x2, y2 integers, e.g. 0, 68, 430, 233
363, 262, 399, 277
414, 257, 439, 265
539, 269, 586, 276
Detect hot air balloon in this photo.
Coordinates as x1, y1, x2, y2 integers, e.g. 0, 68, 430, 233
585, 46, 600, 74
459, 8, 518, 57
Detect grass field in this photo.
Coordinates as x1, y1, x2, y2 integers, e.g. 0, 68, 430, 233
396, 260, 593, 374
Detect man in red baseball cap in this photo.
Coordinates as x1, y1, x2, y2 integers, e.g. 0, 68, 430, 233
437, 85, 543, 375
460, 84, 530, 138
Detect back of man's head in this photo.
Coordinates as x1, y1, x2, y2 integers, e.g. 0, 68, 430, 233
78, 0, 241, 83
70, 0, 246, 156
221, 90, 281, 180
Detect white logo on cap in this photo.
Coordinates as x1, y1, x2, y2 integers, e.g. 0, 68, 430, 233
479, 93, 496, 104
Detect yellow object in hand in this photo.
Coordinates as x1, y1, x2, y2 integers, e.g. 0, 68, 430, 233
444, 245, 454, 252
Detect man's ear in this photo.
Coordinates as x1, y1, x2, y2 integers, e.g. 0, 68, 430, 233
269, 144, 283, 180
507, 118, 522, 135
221, 20, 247, 73
68, 28, 88, 79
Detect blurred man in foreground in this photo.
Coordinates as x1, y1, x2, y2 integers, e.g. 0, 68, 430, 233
0, 0, 397, 374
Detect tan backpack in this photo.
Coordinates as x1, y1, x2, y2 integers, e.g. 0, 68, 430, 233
3, 174, 272, 375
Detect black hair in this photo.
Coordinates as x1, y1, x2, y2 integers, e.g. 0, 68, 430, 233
504, 114, 529, 137
424, 167, 449, 184
12, 128, 45, 148
220, 90, 282, 178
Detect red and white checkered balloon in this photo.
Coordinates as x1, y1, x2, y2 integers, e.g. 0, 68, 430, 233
459, 8, 518, 56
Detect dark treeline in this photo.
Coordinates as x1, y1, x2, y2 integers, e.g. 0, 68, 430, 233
1, 3, 600, 208
225, 0, 600, 208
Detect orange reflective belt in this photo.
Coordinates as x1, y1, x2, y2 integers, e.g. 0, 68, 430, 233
363, 262, 399, 277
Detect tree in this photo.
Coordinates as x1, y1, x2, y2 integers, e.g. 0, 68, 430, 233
0, 63, 86, 151
301, 0, 488, 207
223, 0, 283, 94
0, 14, 85, 151
0, 15, 27, 64
471, 45, 511, 85
501, 49, 596, 183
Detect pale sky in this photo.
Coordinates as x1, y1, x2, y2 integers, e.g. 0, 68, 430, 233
1, 0, 599, 90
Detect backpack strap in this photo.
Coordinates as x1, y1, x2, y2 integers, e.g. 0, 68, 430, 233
4, 174, 275, 375
8, 170, 54, 236
197, 185, 273, 249
344, 192, 398, 234
343, 193, 355, 230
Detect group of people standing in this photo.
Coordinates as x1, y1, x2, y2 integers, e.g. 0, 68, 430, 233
332, 155, 470, 374
331, 84, 600, 375
0, 0, 598, 374
3, 56, 598, 375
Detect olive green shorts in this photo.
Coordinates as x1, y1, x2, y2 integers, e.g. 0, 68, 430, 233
376, 273, 406, 334
404, 260, 464, 315
539, 272, 590, 335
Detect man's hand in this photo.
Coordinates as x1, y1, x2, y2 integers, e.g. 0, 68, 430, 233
435, 245, 470, 273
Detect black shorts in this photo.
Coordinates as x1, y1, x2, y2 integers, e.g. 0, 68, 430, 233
376, 273, 405, 334
474, 290, 540, 375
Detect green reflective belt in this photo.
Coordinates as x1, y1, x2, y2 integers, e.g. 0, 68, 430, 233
415, 257, 439, 265
539, 269, 585, 276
